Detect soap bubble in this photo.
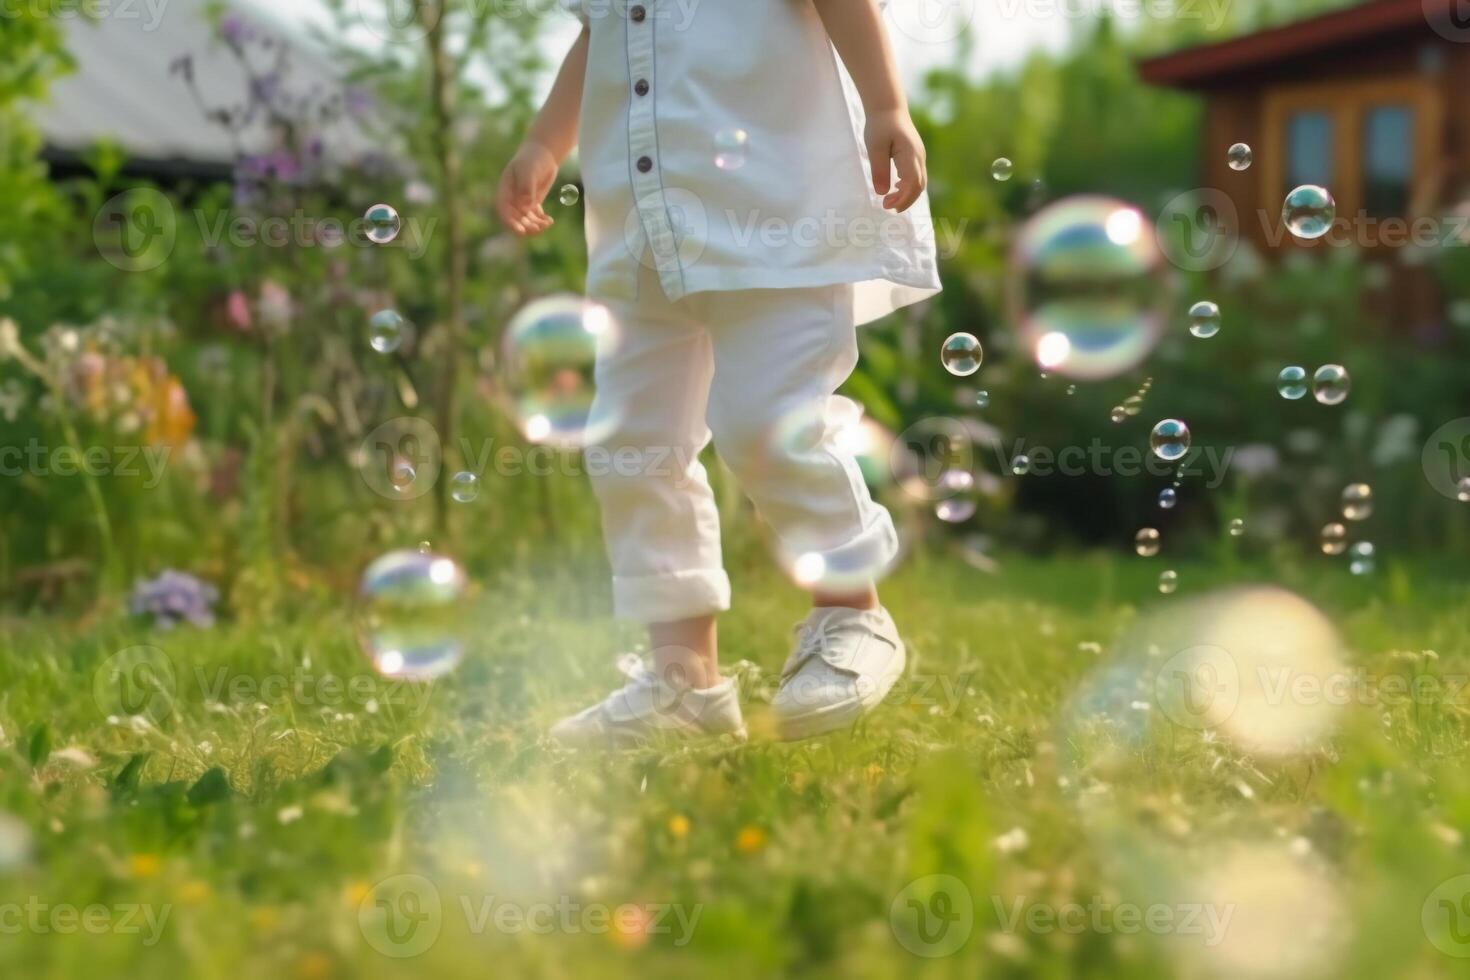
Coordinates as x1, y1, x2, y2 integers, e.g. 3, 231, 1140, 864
1011, 454, 1031, 476
1349, 541, 1376, 575
1159, 487, 1177, 509
1458, 477, 1470, 502
974, 390, 990, 409
365, 203, 402, 245
1277, 366, 1309, 400
1009, 196, 1168, 380
1150, 418, 1191, 462
501, 295, 617, 449
1312, 364, 1351, 406
369, 310, 408, 355
1110, 406, 1127, 424
558, 184, 580, 207
1282, 185, 1336, 240
1227, 142, 1253, 171
1341, 483, 1373, 521
1320, 522, 1348, 555
1158, 569, 1178, 594
935, 470, 978, 523
1229, 518, 1245, 537
451, 471, 479, 503
991, 157, 1014, 181
356, 550, 469, 680
1188, 300, 1221, 339
940, 332, 984, 377
1135, 527, 1161, 557
714, 128, 749, 170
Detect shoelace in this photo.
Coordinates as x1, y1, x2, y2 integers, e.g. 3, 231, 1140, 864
784, 620, 835, 679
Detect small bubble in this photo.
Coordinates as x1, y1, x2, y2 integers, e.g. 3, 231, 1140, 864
940, 332, 984, 377
1283, 184, 1336, 240
714, 128, 749, 170
558, 184, 581, 207
1065, 384, 1077, 396
1110, 406, 1127, 424
1158, 569, 1179, 594
1277, 366, 1309, 400
451, 471, 479, 503
1313, 364, 1351, 406
1158, 487, 1177, 509
975, 390, 990, 409
1135, 527, 1161, 557
991, 157, 1014, 181
1150, 418, 1191, 462
1011, 454, 1031, 476
1458, 477, 1470, 502
1229, 518, 1245, 537
364, 203, 402, 245
1227, 142, 1253, 171
369, 310, 407, 355
1341, 483, 1373, 521
1188, 300, 1221, 339
1320, 522, 1348, 556
1349, 541, 1376, 576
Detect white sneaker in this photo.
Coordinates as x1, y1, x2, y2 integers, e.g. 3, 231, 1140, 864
550, 654, 747, 748
771, 606, 906, 741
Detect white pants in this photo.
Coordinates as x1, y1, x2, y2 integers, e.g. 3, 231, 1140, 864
588, 279, 899, 624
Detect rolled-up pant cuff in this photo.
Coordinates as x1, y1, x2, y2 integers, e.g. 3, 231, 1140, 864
613, 568, 733, 623
790, 511, 901, 589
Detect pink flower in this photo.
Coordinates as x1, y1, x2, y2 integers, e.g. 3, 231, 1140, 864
226, 290, 253, 332
259, 280, 293, 327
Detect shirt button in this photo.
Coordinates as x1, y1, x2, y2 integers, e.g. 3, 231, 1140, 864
634, 79, 650, 96
637, 156, 654, 173
630, 5, 646, 22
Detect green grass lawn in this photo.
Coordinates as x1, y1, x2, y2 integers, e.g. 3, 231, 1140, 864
1, 551, 1468, 979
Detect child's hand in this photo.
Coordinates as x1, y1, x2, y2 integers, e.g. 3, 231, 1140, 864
864, 109, 927, 213
496, 142, 560, 236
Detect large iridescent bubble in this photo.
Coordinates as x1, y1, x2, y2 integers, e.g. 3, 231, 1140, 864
356, 550, 469, 681
501, 295, 617, 449
1009, 195, 1169, 380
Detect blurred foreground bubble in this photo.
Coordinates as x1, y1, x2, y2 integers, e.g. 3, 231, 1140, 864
356, 550, 469, 681
501, 295, 617, 450
1009, 195, 1169, 380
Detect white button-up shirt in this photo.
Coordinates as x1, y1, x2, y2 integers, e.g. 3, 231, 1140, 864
567, 0, 941, 325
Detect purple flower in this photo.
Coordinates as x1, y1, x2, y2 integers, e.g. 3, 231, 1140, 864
220, 14, 256, 47
128, 570, 220, 630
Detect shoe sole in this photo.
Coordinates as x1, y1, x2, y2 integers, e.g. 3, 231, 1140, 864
774, 642, 906, 742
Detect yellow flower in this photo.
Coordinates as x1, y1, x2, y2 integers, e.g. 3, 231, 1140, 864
128, 854, 161, 879
734, 826, 766, 855
178, 879, 211, 904
343, 881, 372, 907
294, 952, 334, 980
667, 814, 690, 839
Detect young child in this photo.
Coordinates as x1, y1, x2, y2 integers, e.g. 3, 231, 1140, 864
497, 0, 940, 744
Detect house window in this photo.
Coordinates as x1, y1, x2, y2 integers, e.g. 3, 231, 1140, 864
1286, 110, 1334, 190
1362, 105, 1414, 218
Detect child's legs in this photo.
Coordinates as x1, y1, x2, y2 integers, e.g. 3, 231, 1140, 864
588, 294, 726, 685
702, 285, 899, 603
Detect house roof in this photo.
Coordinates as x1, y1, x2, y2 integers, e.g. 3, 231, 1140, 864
1138, 0, 1456, 89
32, 0, 373, 176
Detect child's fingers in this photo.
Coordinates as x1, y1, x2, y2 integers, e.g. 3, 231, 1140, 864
887, 149, 927, 212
